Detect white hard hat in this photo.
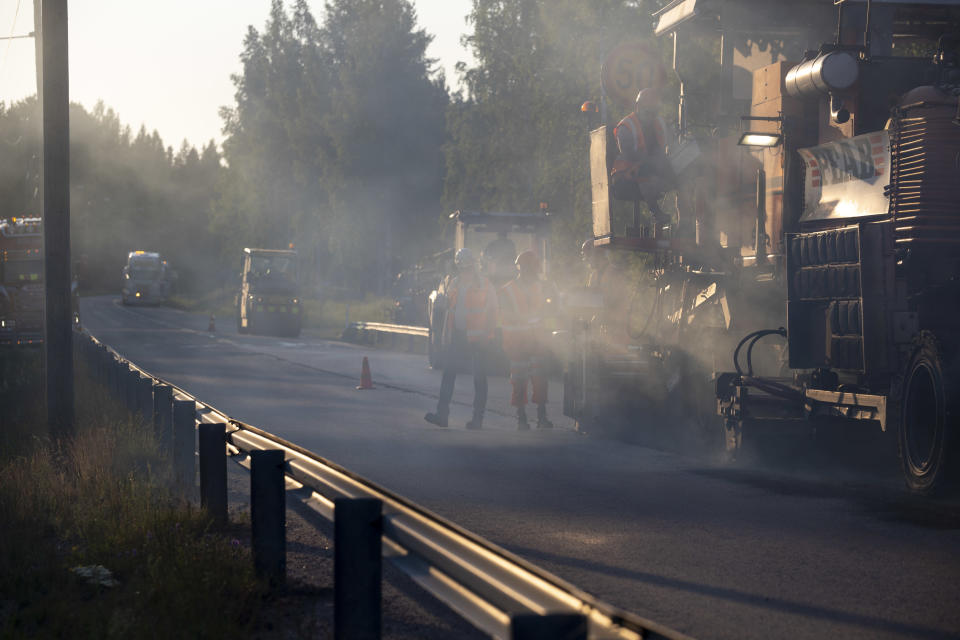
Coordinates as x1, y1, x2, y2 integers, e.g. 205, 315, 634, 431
454, 247, 475, 266
635, 88, 659, 111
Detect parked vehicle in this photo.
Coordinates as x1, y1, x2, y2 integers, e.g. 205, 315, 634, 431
0, 217, 44, 346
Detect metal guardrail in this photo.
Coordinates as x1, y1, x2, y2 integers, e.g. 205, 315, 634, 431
75, 330, 690, 640
349, 320, 430, 338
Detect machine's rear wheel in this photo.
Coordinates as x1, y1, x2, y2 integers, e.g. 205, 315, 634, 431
898, 333, 956, 494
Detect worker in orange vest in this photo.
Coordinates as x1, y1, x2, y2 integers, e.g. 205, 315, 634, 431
425, 247, 498, 429
500, 250, 555, 429
610, 88, 671, 223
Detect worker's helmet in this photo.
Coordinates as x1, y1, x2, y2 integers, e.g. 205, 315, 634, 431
454, 247, 476, 267
515, 250, 540, 273
635, 88, 659, 112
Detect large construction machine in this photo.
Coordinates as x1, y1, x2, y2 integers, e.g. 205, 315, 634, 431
0, 217, 44, 346
564, 0, 960, 493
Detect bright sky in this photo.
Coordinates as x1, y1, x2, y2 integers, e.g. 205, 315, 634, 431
0, 0, 474, 149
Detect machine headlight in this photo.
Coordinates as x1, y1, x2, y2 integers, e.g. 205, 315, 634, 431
291, 298, 299, 304
1, 319, 15, 329
124, 273, 130, 279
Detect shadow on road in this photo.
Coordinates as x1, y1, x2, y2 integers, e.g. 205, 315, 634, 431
508, 544, 957, 640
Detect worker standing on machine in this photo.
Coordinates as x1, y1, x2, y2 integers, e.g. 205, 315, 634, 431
610, 88, 671, 225
500, 250, 555, 430
425, 248, 498, 429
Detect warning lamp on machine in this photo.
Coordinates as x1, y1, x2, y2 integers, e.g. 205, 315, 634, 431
737, 132, 783, 148
580, 101, 599, 113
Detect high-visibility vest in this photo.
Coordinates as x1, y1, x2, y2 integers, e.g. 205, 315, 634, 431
446, 275, 498, 343
612, 112, 667, 180
500, 278, 545, 349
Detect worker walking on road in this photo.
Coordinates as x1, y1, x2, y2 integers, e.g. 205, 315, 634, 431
500, 250, 555, 430
425, 248, 498, 429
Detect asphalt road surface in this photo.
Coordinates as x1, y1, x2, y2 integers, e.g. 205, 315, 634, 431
82, 296, 960, 640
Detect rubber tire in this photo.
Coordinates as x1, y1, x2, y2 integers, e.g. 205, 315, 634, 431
898, 332, 956, 495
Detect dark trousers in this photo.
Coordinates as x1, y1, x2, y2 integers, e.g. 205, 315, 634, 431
437, 332, 488, 417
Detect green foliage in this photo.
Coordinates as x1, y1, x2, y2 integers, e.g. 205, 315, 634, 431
445, 0, 670, 259
302, 293, 394, 338
217, 0, 448, 291
0, 1, 731, 300
0, 353, 262, 638
0, 98, 225, 294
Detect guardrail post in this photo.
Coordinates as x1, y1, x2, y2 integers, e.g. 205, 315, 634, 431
99, 347, 110, 385
334, 497, 382, 640
510, 614, 588, 640
153, 384, 173, 452
251, 450, 286, 587
198, 423, 228, 525
119, 364, 128, 407
172, 399, 196, 493
137, 375, 154, 421
114, 360, 126, 399
125, 368, 139, 412
107, 356, 118, 395
94, 345, 105, 384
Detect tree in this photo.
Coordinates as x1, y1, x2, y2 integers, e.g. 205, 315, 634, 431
444, 0, 663, 256
218, 0, 448, 291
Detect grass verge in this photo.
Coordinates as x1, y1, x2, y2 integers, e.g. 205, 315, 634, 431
301, 294, 395, 338
0, 350, 263, 638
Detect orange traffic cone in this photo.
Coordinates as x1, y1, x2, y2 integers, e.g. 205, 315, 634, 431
356, 356, 375, 390
208, 313, 216, 332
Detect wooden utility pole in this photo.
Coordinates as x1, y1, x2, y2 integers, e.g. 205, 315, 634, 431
33, 0, 42, 103
33, 0, 43, 220
41, 0, 73, 437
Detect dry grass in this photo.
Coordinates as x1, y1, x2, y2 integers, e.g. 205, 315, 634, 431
0, 351, 263, 639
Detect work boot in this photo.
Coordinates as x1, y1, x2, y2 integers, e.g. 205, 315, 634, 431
424, 411, 448, 428
517, 406, 530, 431
466, 411, 483, 430
536, 404, 554, 429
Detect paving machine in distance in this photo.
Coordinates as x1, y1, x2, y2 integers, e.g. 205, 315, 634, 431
236, 247, 302, 338
0, 217, 44, 346
427, 209, 551, 369
121, 251, 173, 305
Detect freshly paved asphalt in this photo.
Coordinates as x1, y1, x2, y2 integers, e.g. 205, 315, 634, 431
83, 295, 960, 640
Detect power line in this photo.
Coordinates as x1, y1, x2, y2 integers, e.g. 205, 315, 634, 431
1, 0, 25, 73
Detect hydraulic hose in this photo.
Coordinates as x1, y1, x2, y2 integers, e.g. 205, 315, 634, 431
733, 327, 787, 376
627, 285, 661, 342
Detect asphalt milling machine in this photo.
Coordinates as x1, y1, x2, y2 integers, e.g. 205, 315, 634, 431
564, 0, 960, 494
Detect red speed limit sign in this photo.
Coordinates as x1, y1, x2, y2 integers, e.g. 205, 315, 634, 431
601, 41, 667, 108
